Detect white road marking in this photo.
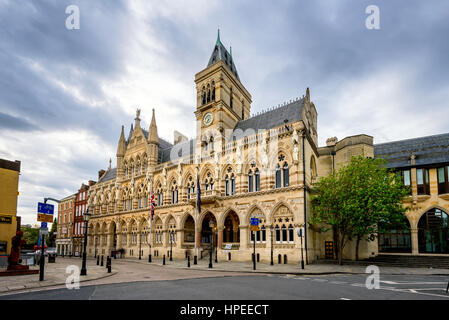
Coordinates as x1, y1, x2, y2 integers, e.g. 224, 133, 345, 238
339, 298, 351, 300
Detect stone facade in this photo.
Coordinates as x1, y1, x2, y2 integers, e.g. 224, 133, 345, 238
81, 34, 449, 263
84, 34, 375, 264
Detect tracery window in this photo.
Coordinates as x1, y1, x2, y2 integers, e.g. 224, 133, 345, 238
225, 169, 235, 196
171, 182, 178, 204
275, 155, 289, 188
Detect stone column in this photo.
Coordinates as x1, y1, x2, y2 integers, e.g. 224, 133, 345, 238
240, 225, 248, 249
411, 228, 419, 255
176, 229, 182, 249
217, 226, 223, 249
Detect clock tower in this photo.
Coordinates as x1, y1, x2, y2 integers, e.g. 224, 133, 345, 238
194, 30, 252, 154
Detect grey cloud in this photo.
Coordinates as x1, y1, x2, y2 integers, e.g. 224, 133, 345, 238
0, 112, 40, 131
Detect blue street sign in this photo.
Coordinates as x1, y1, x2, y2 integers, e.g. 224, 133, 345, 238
38, 202, 54, 215
250, 218, 259, 226
41, 222, 47, 229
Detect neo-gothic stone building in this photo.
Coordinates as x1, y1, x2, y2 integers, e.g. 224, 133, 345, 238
85, 33, 449, 263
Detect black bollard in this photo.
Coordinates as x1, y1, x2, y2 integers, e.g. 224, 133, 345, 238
97, 256, 99, 265
163, 254, 165, 265
107, 257, 111, 273
188, 256, 190, 268
194, 255, 197, 265
148, 254, 152, 263
101, 255, 104, 266
106, 256, 110, 269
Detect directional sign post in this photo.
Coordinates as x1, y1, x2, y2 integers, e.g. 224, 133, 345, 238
297, 227, 305, 270
37, 202, 54, 223
250, 218, 259, 270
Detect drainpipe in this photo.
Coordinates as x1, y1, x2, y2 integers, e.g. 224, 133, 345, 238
302, 131, 308, 264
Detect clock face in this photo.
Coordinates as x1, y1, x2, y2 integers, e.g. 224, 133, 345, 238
203, 112, 213, 126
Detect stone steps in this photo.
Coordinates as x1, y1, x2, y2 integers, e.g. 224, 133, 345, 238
316, 255, 449, 269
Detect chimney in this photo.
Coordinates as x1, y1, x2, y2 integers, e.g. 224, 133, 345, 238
98, 170, 106, 180
174, 130, 188, 145
326, 137, 338, 147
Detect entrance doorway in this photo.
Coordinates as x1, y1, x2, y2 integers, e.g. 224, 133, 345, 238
418, 208, 449, 254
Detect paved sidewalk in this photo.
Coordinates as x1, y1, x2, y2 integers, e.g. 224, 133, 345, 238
119, 256, 449, 276
0, 257, 116, 294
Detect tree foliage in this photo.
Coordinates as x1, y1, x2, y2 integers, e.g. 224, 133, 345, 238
22, 226, 40, 248
311, 156, 409, 264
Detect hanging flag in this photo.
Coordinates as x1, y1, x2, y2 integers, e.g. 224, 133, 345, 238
196, 172, 201, 215
150, 185, 155, 221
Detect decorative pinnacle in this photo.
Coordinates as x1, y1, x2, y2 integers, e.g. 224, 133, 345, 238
216, 28, 221, 45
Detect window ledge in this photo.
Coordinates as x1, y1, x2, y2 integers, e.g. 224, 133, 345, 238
438, 193, 449, 200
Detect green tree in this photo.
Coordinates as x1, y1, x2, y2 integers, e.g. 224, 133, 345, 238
22, 226, 40, 248
311, 156, 409, 265
47, 218, 58, 247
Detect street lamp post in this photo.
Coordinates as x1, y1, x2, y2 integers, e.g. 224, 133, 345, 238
270, 226, 274, 265
209, 221, 214, 268
297, 227, 305, 270
170, 231, 173, 261
139, 231, 142, 260
80, 210, 91, 276
214, 228, 217, 263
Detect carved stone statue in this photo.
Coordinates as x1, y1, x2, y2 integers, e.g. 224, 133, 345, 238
7, 231, 28, 271
292, 129, 299, 145
136, 108, 141, 119
215, 165, 219, 180
293, 144, 299, 163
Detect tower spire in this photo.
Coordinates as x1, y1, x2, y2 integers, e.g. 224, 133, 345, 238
148, 108, 159, 144
116, 125, 126, 157
216, 28, 221, 45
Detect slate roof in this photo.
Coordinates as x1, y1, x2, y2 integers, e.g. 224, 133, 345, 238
232, 98, 305, 139
207, 32, 239, 80
98, 168, 117, 183
374, 133, 449, 169
159, 139, 195, 164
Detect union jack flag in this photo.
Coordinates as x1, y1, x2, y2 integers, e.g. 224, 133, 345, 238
150, 185, 155, 221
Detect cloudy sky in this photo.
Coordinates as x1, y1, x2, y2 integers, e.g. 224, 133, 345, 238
1, 0, 448, 225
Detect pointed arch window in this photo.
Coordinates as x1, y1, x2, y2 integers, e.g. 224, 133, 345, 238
211, 82, 215, 101
202, 87, 206, 105
255, 169, 260, 191
231, 174, 235, 195
288, 224, 294, 243
230, 87, 233, 109
225, 175, 229, 196
281, 225, 287, 243
207, 84, 211, 103
275, 164, 281, 188
248, 171, 253, 192
171, 182, 178, 204
275, 225, 280, 243
283, 162, 290, 187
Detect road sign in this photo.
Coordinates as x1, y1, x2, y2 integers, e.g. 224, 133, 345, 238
250, 218, 259, 226
37, 213, 53, 223
250, 225, 260, 232
38, 202, 54, 215
296, 227, 304, 237
41, 222, 47, 229
38, 202, 54, 223
39, 228, 49, 236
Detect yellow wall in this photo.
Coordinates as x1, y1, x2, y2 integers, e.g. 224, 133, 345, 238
0, 167, 20, 256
